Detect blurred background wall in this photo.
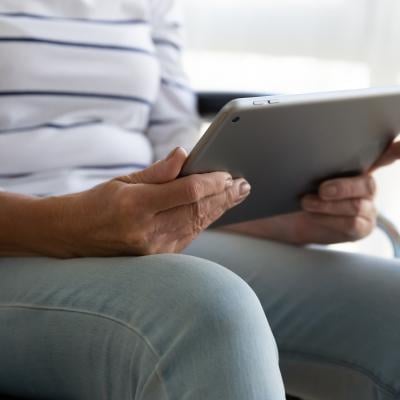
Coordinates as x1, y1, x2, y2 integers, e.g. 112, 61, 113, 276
182, 0, 400, 92
180, 0, 400, 257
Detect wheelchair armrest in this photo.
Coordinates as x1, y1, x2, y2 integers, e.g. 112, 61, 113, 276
377, 214, 400, 258
197, 91, 273, 117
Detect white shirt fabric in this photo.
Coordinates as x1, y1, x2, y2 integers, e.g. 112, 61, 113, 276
0, 0, 200, 195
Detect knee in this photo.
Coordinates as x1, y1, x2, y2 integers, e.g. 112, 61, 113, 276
39, 254, 281, 397
152, 254, 263, 316
57, 254, 278, 359
55, 253, 267, 329
145, 254, 278, 355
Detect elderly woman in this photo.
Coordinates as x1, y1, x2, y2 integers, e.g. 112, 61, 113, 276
1, 1, 400, 400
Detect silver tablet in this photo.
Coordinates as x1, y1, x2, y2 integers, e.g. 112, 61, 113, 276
181, 87, 400, 226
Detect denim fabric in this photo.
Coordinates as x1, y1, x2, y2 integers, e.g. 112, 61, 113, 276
186, 231, 400, 400
0, 253, 285, 400
1, 230, 400, 400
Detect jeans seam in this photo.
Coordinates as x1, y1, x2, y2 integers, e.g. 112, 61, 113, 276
280, 348, 400, 398
137, 357, 170, 400
0, 303, 169, 400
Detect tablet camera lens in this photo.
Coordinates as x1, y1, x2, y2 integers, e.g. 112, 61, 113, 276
232, 116, 240, 123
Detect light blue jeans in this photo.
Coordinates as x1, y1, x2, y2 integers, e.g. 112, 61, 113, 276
1, 231, 400, 400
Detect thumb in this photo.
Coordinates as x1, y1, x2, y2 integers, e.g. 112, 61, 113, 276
116, 147, 188, 184
371, 141, 400, 171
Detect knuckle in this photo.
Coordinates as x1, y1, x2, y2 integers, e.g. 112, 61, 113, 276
129, 170, 144, 184
123, 225, 158, 256
341, 182, 353, 198
136, 238, 159, 256
113, 174, 132, 184
353, 199, 377, 220
212, 172, 228, 192
124, 233, 147, 254
225, 187, 238, 208
190, 203, 208, 234
186, 176, 203, 202
190, 200, 201, 218
351, 198, 364, 215
345, 217, 367, 241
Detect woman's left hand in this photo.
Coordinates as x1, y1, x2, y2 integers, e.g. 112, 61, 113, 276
296, 174, 377, 244
228, 139, 400, 245
226, 174, 378, 245
297, 138, 400, 244
293, 136, 400, 244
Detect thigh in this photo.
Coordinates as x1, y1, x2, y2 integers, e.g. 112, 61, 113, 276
0, 256, 171, 399
0, 255, 217, 400
185, 231, 400, 400
0, 253, 284, 400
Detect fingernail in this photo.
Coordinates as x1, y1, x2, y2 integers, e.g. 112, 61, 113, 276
239, 181, 251, 196
322, 184, 338, 198
166, 147, 185, 161
166, 147, 178, 161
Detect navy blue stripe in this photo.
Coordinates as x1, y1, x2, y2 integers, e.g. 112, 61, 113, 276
0, 119, 103, 134
0, 164, 149, 179
0, 172, 33, 179
166, 22, 182, 30
0, 91, 153, 106
79, 163, 149, 170
149, 118, 183, 126
0, 12, 149, 25
0, 37, 155, 55
161, 78, 193, 93
153, 38, 181, 51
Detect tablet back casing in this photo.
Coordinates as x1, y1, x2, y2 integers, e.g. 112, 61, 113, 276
181, 87, 400, 226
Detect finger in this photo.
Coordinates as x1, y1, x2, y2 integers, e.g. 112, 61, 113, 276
148, 172, 243, 211
371, 141, 400, 171
116, 147, 188, 185
157, 178, 251, 238
306, 214, 376, 243
319, 175, 376, 201
302, 195, 376, 218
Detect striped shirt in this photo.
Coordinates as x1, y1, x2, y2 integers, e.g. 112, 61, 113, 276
0, 0, 200, 195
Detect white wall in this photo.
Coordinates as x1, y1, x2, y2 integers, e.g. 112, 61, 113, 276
181, 0, 400, 91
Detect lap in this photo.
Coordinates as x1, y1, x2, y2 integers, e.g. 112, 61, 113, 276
0, 253, 273, 400
2, 233, 399, 399
185, 230, 400, 400
0, 254, 241, 319
0, 255, 185, 399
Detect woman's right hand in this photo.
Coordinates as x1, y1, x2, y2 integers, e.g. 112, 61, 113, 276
39, 147, 250, 258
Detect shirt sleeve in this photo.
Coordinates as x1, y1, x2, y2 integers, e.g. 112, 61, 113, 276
147, 0, 201, 160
